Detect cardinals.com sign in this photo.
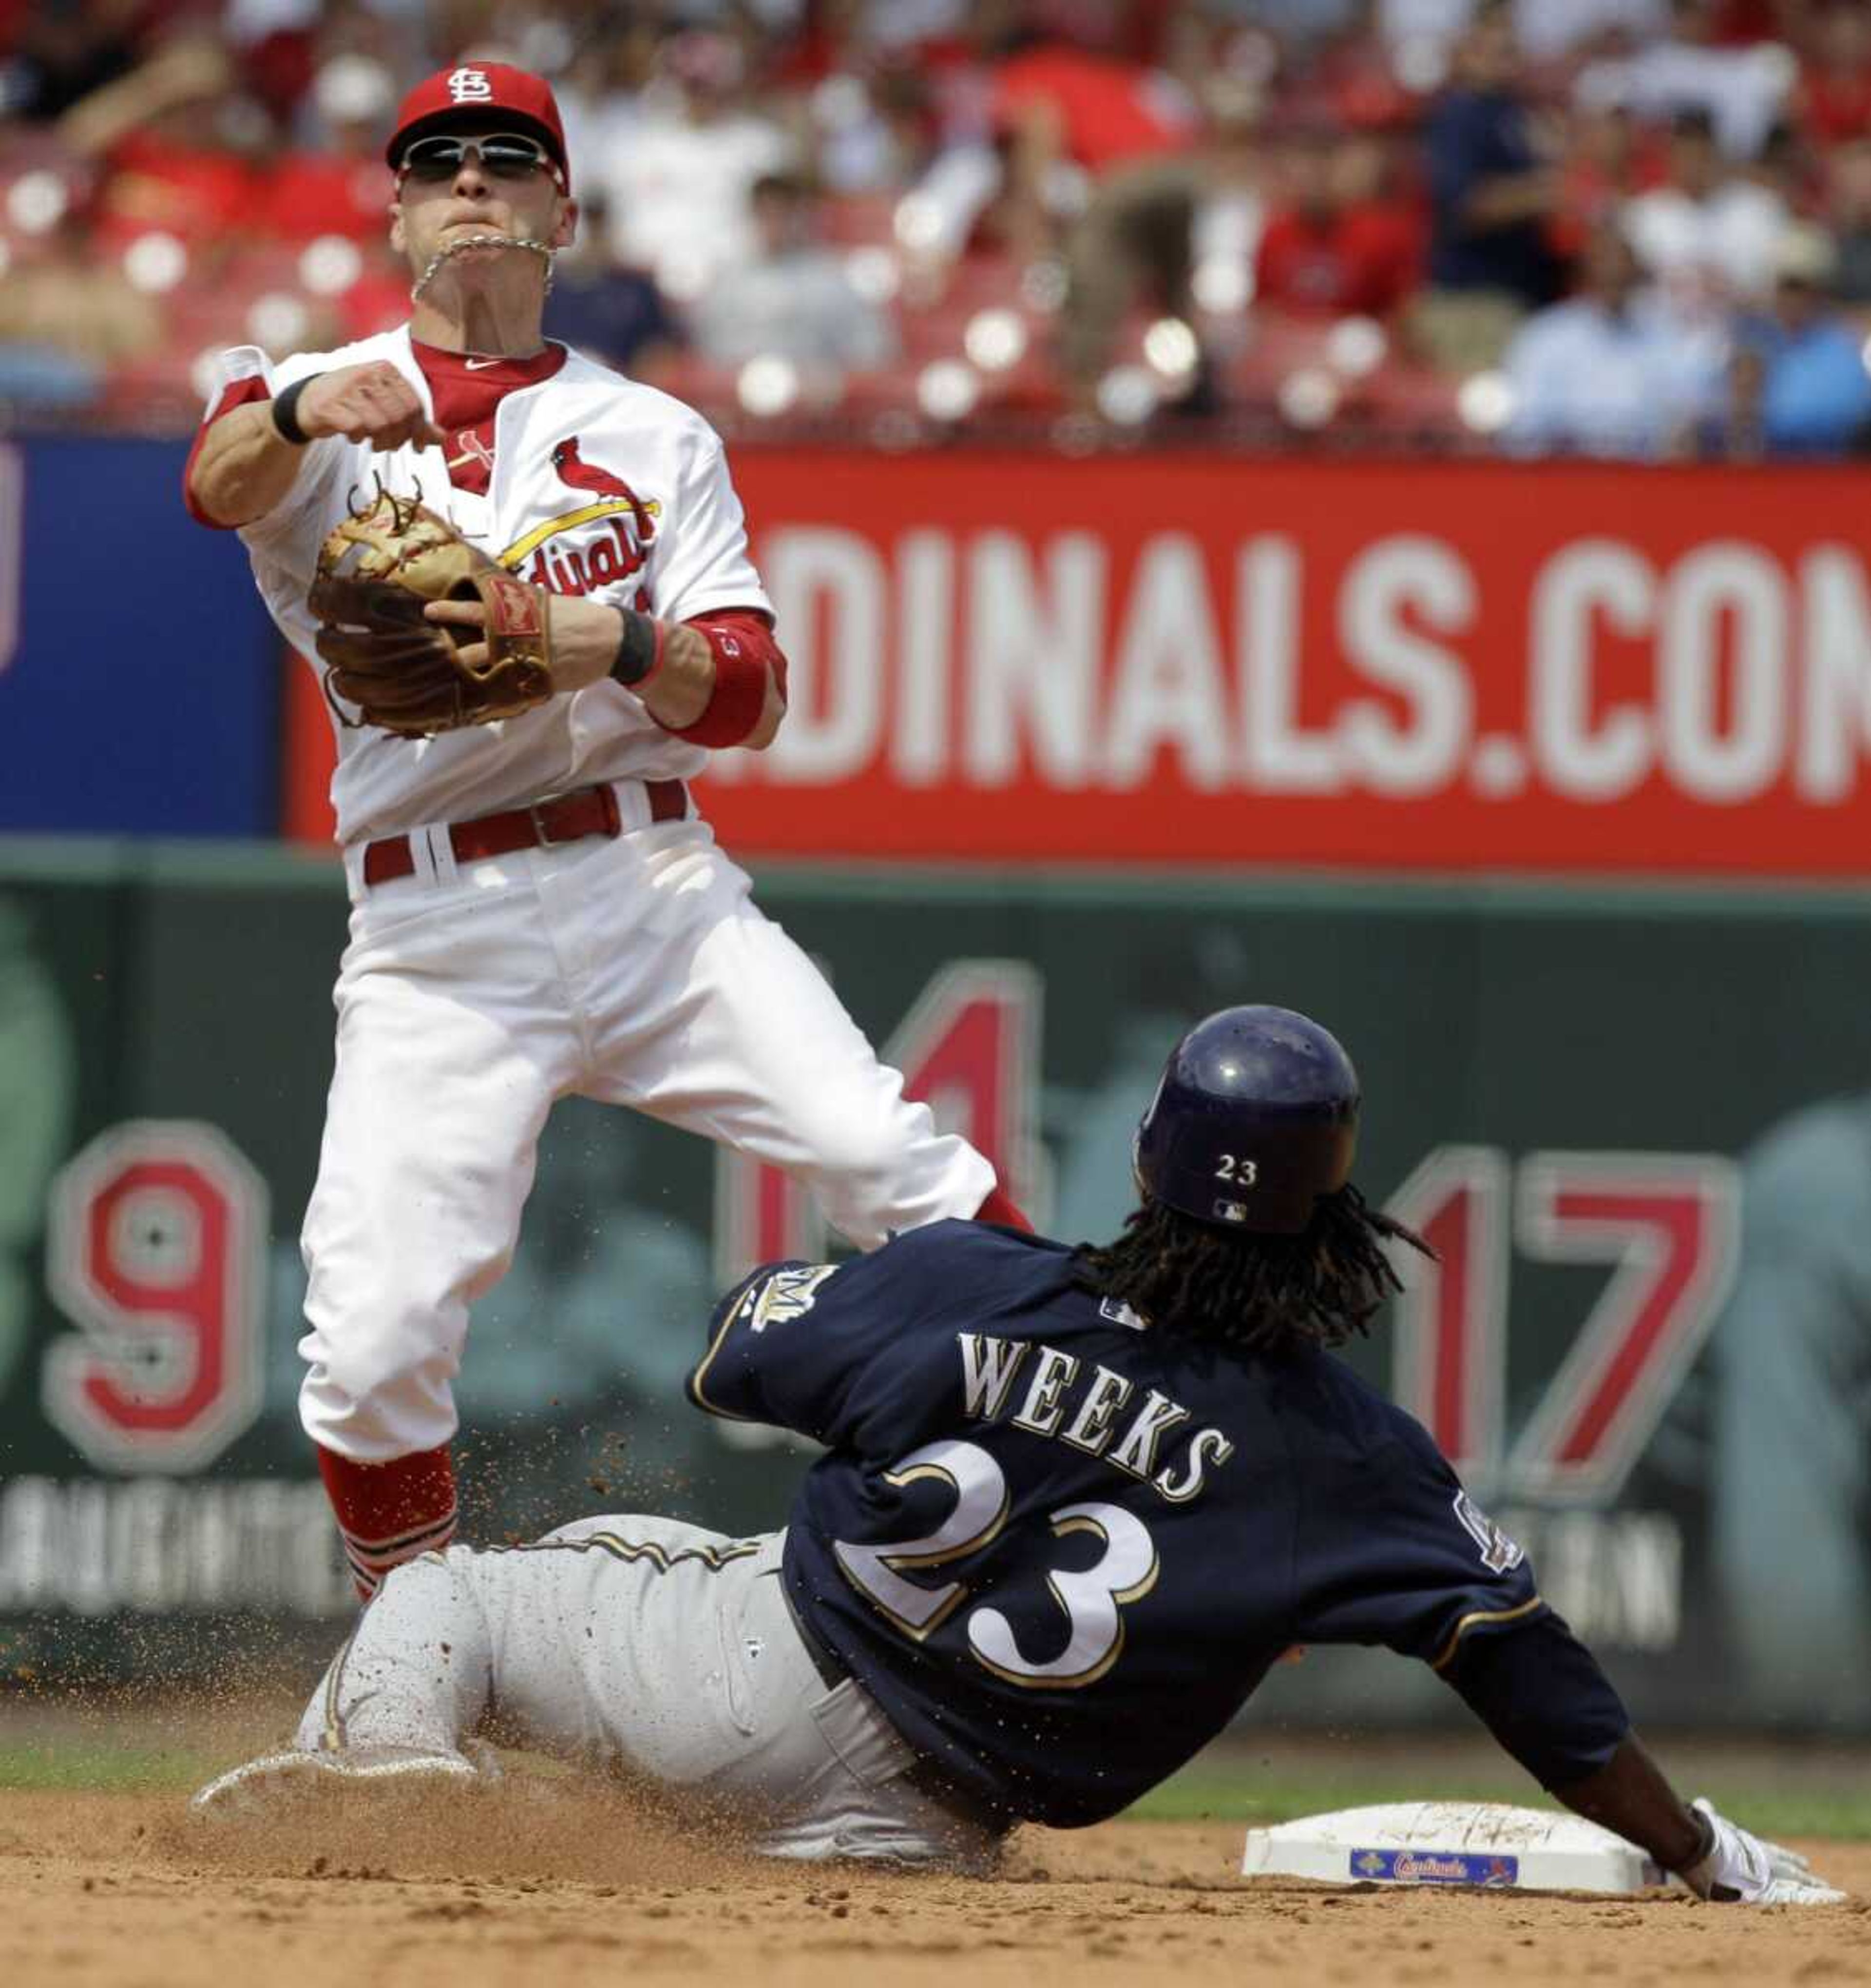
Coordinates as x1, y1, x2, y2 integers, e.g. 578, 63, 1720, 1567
698, 453, 1871, 877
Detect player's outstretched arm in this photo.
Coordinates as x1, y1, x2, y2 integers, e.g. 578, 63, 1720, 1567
1554, 1733, 1840, 1904
1441, 1616, 1843, 1904
188, 363, 446, 529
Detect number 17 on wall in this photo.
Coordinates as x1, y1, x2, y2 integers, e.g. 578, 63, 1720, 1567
1385, 1148, 1738, 1507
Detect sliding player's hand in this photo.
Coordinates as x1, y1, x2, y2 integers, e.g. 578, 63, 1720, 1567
1677, 1799, 1844, 1905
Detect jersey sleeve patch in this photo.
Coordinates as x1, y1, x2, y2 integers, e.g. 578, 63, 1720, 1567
1451, 1490, 1525, 1575
748, 1262, 840, 1330
687, 1260, 845, 1423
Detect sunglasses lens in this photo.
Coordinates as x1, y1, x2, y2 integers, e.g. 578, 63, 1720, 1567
481, 137, 548, 176
402, 137, 463, 178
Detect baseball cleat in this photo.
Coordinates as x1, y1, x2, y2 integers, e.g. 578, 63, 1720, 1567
189, 1744, 481, 1818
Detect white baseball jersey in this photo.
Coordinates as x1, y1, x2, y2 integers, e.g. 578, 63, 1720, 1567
211, 325, 774, 847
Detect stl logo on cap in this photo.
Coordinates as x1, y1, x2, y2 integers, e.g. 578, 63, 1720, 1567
447, 66, 494, 103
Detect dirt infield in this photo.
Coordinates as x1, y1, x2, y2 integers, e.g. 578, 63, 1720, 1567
3, 1783, 1867, 1988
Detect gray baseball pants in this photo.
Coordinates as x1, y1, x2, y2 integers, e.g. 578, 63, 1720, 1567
293, 1515, 1005, 1868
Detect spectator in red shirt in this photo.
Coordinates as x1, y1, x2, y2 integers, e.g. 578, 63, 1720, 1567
1255, 130, 1422, 320
61, 33, 266, 250
993, 34, 1199, 263
1551, 104, 1642, 264
1053, 72, 1251, 404
255, 55, 398, 246
993, 39, 1199, 177
93, 124, 259, 247
1798, 0, 1871, 147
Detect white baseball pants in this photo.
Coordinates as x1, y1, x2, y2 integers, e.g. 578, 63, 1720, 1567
299, 795, 994, 1461
295, 1518, 1004, 1868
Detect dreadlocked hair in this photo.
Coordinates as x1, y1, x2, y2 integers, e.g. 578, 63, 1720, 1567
1071, 1184, 1435, 1355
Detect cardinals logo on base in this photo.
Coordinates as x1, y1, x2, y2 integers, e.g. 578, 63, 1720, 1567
497, 438, 660, 600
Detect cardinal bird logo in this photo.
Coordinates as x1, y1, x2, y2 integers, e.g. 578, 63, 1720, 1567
551, 437, 655, 546
496, 436, 660, 597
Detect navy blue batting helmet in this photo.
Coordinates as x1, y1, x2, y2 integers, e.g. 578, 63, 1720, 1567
1132, 1005, 1360, 1233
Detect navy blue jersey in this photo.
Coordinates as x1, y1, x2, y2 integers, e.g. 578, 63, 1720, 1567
688, 1222, 1627, 1828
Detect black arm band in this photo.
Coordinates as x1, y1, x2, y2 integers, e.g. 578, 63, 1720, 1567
271, 374, 320, 446
610, 606, 664, 688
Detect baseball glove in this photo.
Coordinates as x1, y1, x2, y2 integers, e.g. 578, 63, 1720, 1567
309, 489, 555, 738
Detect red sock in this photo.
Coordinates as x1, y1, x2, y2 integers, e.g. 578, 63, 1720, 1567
316, 1443, 458, 1602
974, 1185, 1033, 1232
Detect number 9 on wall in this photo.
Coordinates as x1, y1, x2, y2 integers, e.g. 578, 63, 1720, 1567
41, 1121, 269, 1474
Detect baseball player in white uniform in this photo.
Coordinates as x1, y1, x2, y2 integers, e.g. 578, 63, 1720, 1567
184, 61, 1027, 1600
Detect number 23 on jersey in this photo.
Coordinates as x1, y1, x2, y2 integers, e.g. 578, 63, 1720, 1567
833, 1439, 1159, 1689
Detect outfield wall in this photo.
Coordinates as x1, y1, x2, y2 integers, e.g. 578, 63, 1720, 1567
0, 842, 1864, 1731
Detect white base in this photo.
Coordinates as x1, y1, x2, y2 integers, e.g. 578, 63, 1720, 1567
1241, 1801, 1664, 1895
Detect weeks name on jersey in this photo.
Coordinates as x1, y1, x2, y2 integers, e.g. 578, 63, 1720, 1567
954, 1332, 1236, 1506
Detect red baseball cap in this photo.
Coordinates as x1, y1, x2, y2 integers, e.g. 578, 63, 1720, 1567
385, 62, 570, 190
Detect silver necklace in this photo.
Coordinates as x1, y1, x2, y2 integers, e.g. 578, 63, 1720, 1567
409, 232, 556, 301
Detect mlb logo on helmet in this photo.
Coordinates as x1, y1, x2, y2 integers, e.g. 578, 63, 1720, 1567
447, 67, 494, 103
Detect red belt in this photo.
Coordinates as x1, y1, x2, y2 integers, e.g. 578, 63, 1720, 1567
361, 780, 686, 888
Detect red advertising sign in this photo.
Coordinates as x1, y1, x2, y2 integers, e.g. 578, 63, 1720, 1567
285, 452, 1871, 875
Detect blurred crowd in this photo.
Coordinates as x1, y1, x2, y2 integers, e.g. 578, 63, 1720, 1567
4, 0, 1871, 455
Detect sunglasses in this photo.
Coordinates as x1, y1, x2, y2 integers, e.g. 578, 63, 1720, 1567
400, 133, 554, 182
